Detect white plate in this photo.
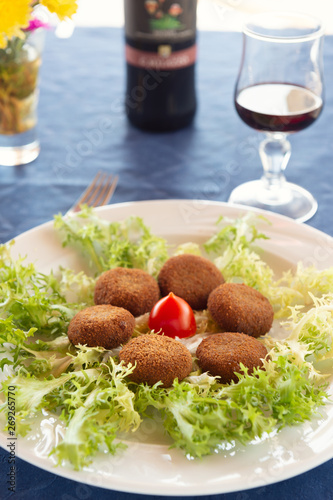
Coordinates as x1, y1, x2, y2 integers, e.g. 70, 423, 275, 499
1, 199, 333, 496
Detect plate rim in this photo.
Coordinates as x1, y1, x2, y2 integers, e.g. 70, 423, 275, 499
7, 199, 333, 245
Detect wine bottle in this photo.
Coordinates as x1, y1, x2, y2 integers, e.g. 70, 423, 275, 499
124, 0, 197, 132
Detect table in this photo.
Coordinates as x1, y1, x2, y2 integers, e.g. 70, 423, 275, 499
0, 27, 332, 500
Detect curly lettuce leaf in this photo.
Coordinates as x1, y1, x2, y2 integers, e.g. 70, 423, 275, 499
204, 214, 333, 319
282, 293, 333, 361
1, 360, 141, 469
49, 359, 141, 469
0, 316, 36, 369
54, 207, 169, 277
57, 268, 95, 305
0, 244, 89, 336
174, 242, 202, 256
0, 369, 87, 435
269, 264, 333, 318
204, 214, 273, 293
134, 354, 328, 458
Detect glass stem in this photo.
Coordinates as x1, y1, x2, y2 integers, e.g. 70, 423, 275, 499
259, 133, 291, 193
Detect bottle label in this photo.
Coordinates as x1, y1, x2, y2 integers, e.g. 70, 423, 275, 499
125, 0, 197, 69
126, 44, 196, 70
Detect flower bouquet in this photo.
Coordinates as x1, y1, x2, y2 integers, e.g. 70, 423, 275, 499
0, 0, 77, 164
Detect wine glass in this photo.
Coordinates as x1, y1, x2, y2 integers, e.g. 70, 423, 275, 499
229, 12, 324, 222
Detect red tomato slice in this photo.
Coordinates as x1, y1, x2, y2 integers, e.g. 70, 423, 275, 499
148, 292, 197, 339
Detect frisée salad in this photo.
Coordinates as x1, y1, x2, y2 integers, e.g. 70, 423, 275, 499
0, 207, 333, 470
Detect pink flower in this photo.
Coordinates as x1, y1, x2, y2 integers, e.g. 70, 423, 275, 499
24, 19, 51, 32
169, 3, 183, 16
145, 0, 158, 14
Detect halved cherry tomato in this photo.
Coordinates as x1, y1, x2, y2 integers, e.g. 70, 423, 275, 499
148, 292, 197, 339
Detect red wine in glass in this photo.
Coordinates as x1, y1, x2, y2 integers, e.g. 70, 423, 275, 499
235, 83, 323, 133
229, 12, 324, 222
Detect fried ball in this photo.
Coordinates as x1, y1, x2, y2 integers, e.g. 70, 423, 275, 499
158, 254, 224, 310
67, 304, 135, 349
207, 283, 274, 338
119, 334, 193, 387
94, 267, 160, 317
196, 332, 267, 384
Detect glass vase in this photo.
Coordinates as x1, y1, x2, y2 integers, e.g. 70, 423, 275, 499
0, 29, 44, 166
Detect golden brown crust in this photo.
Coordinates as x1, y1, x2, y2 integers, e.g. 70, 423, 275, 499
158, 254, 224, 310
207, 283, 274, 338
196, 332, 267, 384
67, 304, 135, 349
94, 267, 160, 317
119, 334, 193, 387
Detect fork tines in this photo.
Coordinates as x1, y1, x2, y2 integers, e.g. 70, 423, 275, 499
70, 171, 118, 214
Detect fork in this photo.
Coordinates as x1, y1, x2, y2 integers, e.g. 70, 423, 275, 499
67, 171, 119, 215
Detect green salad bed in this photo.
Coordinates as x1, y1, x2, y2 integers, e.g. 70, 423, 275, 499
0, 208, 332, 470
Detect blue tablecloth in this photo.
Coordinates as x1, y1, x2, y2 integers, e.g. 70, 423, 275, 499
0, 27, 332, 500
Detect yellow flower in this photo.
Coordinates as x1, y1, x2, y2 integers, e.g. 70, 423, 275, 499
40, 0, 78, 21
0, 0, 31, 49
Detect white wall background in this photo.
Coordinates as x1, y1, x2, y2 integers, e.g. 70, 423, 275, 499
73, 0, 332, 33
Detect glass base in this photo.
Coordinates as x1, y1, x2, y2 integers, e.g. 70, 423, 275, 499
228, 179, 318, 223
0, 129, 40, 166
